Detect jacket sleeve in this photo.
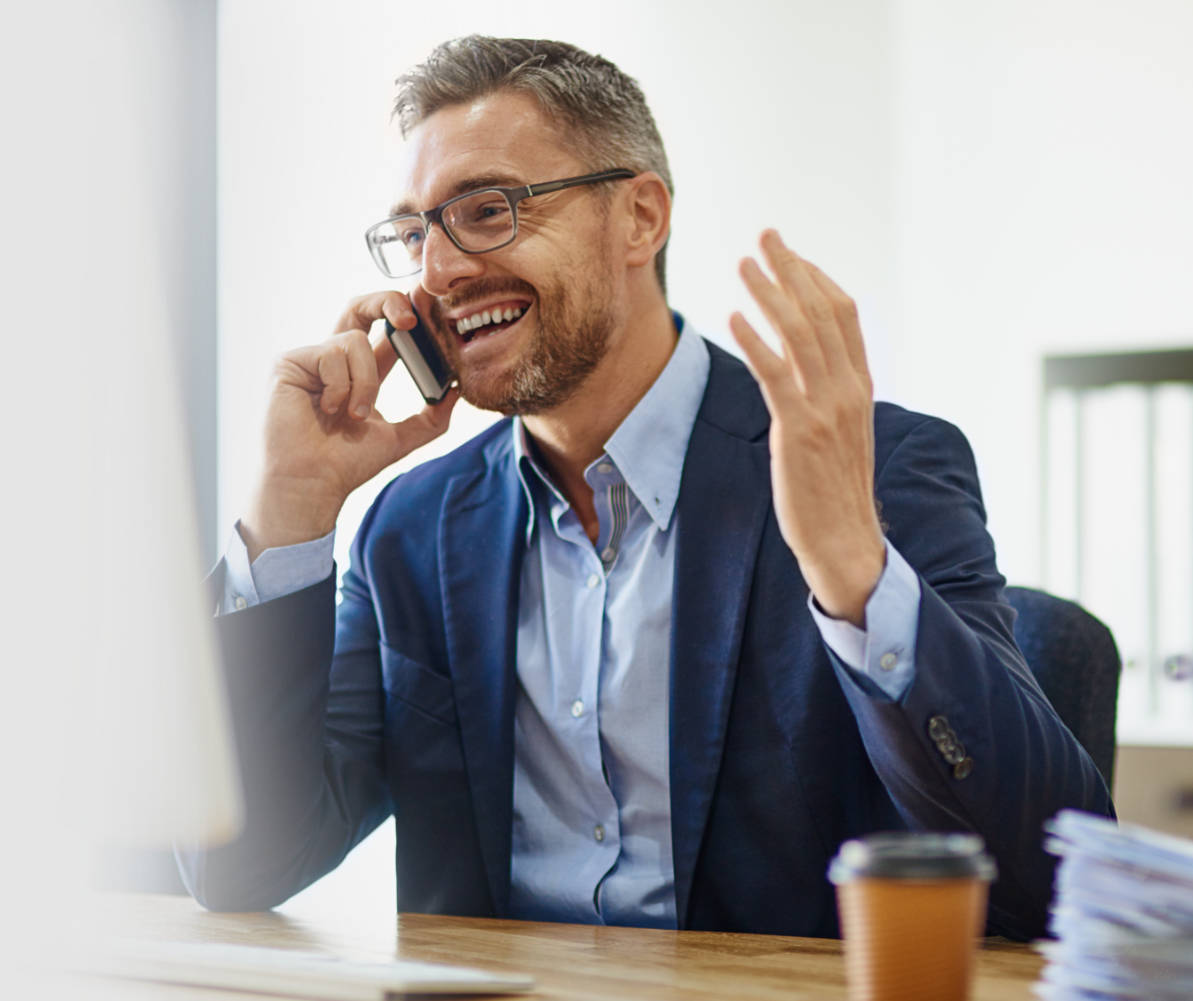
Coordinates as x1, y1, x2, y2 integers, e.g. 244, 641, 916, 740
176, 514, 393, 911
827, 414, 1114, 940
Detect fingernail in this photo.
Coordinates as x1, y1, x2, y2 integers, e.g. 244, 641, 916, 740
326, 404, 339, 415
354, 404, 370, 418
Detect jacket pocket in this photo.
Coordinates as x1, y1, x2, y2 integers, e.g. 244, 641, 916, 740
379, 642, 458, 727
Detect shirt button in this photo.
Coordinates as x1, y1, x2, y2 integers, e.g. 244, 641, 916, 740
879, 651, 898, 671
570, 699, 584, 718
601, 547, 615, 562
233, 595, 247, 610
597, 462, 614, 474
586, 573, 600, 589
593, 825, 605, 843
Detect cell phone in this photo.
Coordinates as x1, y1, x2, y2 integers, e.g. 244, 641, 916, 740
383, 311, 455, 404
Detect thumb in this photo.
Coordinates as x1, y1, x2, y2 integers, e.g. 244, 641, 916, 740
386, 388, 460, 462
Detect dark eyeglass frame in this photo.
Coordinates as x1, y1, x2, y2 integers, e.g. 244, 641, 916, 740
365, 168, 637, 278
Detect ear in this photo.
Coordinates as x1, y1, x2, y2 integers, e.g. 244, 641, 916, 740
621, 172, 671, 272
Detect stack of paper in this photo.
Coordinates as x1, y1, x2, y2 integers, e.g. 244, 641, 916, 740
1035, 809, 1193, 1000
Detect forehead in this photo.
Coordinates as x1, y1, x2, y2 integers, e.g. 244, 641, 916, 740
394, 90, 584, 211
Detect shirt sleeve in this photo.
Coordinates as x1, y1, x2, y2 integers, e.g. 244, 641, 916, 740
220, 521, 336, 614
807, 539, 921, 701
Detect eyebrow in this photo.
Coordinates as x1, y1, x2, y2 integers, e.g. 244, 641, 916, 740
388, 172, 528, 218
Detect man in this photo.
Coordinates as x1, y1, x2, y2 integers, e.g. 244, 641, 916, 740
179, 36, 1112, 938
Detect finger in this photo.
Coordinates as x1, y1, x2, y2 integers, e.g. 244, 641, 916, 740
337, 291, 415, 385
388, 387, 460, 459
759, 230, 851, 377
334, 290, 414, 336
275, 344, 329, 396
801, 258, 870, 386
739, 255, 827, 386
371, 330, 399, 384
341, 330, 380, 420
729, 310, 806, 402
315, 342, 351, 415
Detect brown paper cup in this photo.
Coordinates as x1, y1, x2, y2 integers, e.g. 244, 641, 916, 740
829, 833, 996, 1001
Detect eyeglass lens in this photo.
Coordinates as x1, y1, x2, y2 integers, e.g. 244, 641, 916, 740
373, 189, 516, 278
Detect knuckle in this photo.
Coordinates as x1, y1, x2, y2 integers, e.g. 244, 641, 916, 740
316, 350, 343, 379
344, 328, 370, 350
807, 300, 834, 325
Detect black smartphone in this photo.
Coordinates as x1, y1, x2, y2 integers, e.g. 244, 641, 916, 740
383, 311, 455, 404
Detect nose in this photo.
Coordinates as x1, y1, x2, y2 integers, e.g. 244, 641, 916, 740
419, 221, 486, 297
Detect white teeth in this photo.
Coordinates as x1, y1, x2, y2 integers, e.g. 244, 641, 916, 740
455, 305, 526, 338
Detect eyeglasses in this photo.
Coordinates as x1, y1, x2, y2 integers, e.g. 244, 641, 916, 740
364, 168, 636, 280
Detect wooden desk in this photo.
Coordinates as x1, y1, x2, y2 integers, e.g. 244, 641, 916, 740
64, 893, 1044, 1000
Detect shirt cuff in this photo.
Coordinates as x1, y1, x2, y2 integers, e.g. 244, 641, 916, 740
219, 522, 336, 614
807, 540, 921, 701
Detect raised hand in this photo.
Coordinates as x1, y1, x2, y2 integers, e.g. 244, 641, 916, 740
240, 291, 458, 560
729, 230, 885, 627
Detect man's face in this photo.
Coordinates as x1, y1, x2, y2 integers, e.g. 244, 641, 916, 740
397, 91, 621, 415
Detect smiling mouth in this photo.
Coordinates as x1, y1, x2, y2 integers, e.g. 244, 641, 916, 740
453, 300, 530, 344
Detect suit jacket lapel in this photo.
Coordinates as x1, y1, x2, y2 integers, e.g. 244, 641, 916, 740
439, 437, 526, 917
670, 343, 773, 927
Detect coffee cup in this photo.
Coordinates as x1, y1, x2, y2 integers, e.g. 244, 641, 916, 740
828, 831, 997, 1001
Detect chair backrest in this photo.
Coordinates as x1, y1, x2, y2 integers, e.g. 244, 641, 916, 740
1004, 586, 1121, 788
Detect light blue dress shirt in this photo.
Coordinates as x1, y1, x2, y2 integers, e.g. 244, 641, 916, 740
220, 318, 922, 927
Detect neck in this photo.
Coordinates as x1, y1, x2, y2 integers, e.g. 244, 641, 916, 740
522, 295, 676, 538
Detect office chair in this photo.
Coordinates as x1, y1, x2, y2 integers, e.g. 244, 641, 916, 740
1004, 586, 1121, 788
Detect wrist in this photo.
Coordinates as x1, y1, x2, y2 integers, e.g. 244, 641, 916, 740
242, 476, 343, 562
807, 533, 887, 628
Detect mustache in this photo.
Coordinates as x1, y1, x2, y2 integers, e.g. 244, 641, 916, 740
428, 278, 537, 324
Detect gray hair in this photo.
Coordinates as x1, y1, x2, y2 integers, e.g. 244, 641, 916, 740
394, 36, 673, 293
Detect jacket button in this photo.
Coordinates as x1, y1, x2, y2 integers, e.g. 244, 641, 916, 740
928, 715, 951, 741
953, 757, 974, 780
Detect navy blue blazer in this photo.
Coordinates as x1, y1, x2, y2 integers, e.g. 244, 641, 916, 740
181, 342, 1113, 939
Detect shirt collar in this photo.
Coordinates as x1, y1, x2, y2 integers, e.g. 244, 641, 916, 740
511, 313, 711, 542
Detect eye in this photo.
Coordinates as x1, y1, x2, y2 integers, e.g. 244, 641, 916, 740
394, 220, 426, 253
466, 197, 511, 225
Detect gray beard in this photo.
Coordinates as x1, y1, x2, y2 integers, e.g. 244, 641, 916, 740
433, 273, 616, 416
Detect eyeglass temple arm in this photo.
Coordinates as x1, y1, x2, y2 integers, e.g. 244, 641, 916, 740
523, 169, 636, 199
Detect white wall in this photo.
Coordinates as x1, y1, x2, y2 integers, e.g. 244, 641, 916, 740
892, 0, 1193, 589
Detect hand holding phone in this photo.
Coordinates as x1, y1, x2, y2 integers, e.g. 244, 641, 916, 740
241, 295, 458, 560
383, 310, 455, 404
